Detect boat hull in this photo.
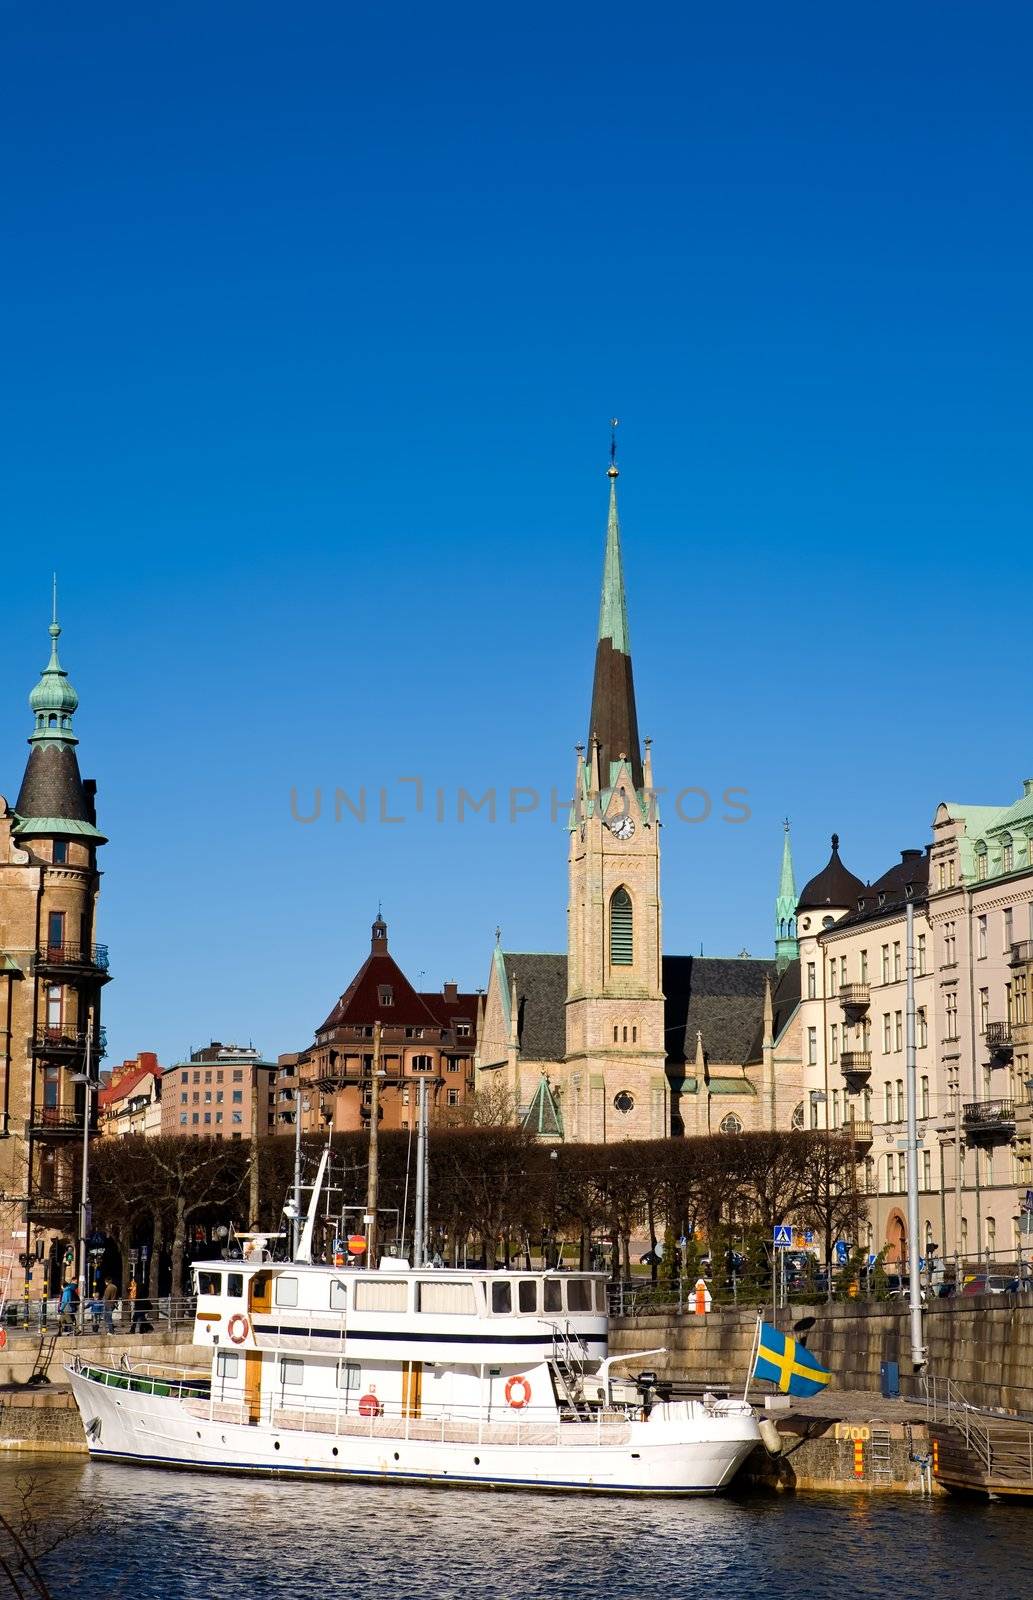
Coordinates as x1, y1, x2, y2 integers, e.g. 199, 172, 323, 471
67, 1369, 760, 1496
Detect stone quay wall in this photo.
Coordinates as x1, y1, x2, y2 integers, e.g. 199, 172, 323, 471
610, 1294, 1033, 1413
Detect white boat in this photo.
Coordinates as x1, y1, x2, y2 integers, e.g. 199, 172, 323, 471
66, 1255, 761, 1494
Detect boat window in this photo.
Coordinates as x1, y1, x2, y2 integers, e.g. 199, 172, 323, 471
330, 1279, 348, 1311
518, 1280, 538, 1314
593, 1281, 607, 1312
197, 1271, 222, 1296
216, 1352, 240, 1379
355, 1280, 409, 1313
336, 1361, 361, 1390
226, 1274, 244, 1300
491, 1282, 512, 1315
280, 1357, 304, 1386
417, 1280, 478, 1315
544, 1280, 562, 1314
566, 1279, 592, 1312
274, 1276, 299, 1308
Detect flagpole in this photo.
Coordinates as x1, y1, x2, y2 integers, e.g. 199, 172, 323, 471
743, 1313, 762, 1403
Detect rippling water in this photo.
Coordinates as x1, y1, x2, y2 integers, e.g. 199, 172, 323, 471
4, 1459, 1033, 1600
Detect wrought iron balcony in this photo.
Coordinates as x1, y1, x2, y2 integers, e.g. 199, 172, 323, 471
841, 1118, 874, 1147
840, 1050, 872, 1079
985, 1021, 1013, 1060
36, 943, 110, 976
839, 982, 871, 1013
25, 1188, 77, 1222
33, 1025, 108, 1060
963, 1098, 1016, 1141
29, 1106, 97, 1138
1010, 940, 1033, 969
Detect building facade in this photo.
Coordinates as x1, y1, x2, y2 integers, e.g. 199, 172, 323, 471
296, 916, 479, 1134
98, 1052, 163, 1138
0, 608, 108, 1292
160, 1041, 276, 1141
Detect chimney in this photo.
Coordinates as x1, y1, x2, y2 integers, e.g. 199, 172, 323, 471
443, 981, 459, 1004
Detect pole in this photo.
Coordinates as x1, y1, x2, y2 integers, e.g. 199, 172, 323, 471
905, 900, 926, 1370
77, 1013, 93, 1324
248, 1062, 260, 1227
291, 1072, 304, 1261
421, 1081, 430, 1262
413, 1079, 426, 1268
366, 1023, 382, 1265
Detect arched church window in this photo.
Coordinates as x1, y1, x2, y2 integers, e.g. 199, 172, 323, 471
791, 1102, 804, 1130
719, 1112, 743, 1135
610, 887, 633, 966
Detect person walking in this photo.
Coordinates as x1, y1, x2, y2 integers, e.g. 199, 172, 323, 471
101, 1277, 119, 1335
58, 1280, 79, 1335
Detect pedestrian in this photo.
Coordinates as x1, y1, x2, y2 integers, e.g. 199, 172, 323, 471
101, 1277, 118, 1335
58, 1280, 79, 1335
128, 1275, 147, 1334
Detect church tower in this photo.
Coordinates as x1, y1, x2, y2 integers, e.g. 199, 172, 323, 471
564, 440, 667, 1142
775, 821, 799, 968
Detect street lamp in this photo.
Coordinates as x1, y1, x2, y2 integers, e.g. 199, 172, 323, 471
70, 1013, 96, 1328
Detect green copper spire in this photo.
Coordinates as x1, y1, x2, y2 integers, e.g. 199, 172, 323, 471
28, 579, 79, 746
596, 467, 631, 656
587, 424, 643, 789
775, 819, 799, 967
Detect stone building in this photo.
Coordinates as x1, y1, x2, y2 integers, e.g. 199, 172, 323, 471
0, 606, 108, 1292
98, 1052, 163, 1138
293, 915, 479, 1134
476, 459, 802, 1141
160, 1041, 276, 1141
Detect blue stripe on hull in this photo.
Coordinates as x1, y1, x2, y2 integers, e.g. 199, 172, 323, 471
87, 1447, 720, 1496
251, 1326, 607, 1348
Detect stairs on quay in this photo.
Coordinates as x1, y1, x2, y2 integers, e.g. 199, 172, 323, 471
927, 1391, 1033, 1497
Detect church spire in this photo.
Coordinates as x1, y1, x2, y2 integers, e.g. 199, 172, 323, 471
587, 424, 643, 790
775, 819, 799, 968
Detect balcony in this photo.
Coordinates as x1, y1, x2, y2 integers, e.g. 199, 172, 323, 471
963, 1098, 1016, 1142
30, 1106, 96, 1139
25, 1188, 77, 1223
841, 1118, 874, 1148
840, 1050, 872, 1082
36, 943, 110, 979
839, 982, 871, 1015
1010, 940, 1033, 969
985, 1022, 1013, 1061
33, 1025, 108, 1060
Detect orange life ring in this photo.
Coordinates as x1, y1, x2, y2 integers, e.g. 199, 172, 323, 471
358, 1392, 382, 1418
505, 1375, 531, 1410
0, 1327, 6, 1351
226, 1313, 249, 1345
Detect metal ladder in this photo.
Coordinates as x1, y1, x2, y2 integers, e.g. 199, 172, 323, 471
549, 1324, 590, 1420
868, 1424, 894, 1481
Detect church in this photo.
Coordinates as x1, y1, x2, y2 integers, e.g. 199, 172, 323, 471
475, 453, 803, 1142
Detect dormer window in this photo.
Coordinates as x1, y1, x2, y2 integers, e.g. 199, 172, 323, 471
1002, 835, 1014, 874
378, 985, 394, 1007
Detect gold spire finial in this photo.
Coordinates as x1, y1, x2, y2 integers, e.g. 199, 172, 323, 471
608, 418, 619, 479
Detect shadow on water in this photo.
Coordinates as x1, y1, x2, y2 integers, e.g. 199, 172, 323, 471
3, 1459, 1033, 1600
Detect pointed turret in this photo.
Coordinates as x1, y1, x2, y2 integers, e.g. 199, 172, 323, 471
13, 593, 103, 840
587, 447, 643, 791
775, 820, 799, 967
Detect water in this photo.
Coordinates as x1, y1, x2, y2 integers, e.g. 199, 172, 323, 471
3, 1459, 1033, 1600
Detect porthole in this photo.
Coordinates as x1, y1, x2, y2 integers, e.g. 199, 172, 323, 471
274, 1441, 280, 1451
332, 1447, 339, 1457
474, 1456, 480, 1465
393, 1452, 400, 1461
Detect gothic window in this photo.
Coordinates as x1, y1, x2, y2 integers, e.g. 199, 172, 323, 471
791, 1103, 805, 1130
609, 887, 633, 966
613, 1091, 635, 1114
719, 1112, 743, 1135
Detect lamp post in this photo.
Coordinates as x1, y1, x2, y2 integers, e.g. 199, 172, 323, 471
71, 1012, 95, 1328
905, 898, 926, 1370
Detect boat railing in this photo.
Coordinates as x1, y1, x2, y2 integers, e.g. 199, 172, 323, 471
70, 1355, 210, 1400
177, 1386, 634, 1448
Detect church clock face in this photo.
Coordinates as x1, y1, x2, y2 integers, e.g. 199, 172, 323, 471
608, 814, 635, 841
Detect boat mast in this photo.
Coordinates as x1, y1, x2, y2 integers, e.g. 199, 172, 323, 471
365, 1021, 383, 1265
414, 1078, 427, 1267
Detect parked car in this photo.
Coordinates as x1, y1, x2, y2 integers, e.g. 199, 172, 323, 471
961, 1274, 1015, 1295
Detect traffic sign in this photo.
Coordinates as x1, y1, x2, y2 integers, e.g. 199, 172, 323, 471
835, 1241, 849, 1264
772, 1225, 792, 1249
1022, 1190, 1033, 1215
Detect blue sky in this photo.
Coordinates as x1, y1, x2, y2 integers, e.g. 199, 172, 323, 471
1, 4, 1030, 1066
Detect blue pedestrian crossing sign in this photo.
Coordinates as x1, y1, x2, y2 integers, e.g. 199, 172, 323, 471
772, 1225, 793, 1249
835, 1241, 849, 1264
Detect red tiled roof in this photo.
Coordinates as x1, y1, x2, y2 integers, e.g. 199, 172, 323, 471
98, 1062, 162, 1108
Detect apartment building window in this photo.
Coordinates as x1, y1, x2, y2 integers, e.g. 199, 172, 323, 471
192, 1113, 199, 1125
378, 985, 394, 1006
831, 1089, 840, 1125
46, 985, 62, 1029
885, 1155, 895, 1193
232, 1111, 242, 1124
412, 1055, 434, 1073
192, 1092, 199, 1105
881, 945, 890, 984
860, 949, 869, 982
944, 922, 956, 964
807, 1028, 817, 1067
894, 1012, 903, 1051
840, 955, 847, 986
898, 1152, 907, 1190
884, 1082, 893, 1122
1016, 976, 1029, 1027
830, 1024, 839, 1064
456, 1021, 471, 1037
864, 1157, 875, 1194
893, 942, 902, 981
204, 1091, 212, 1104
446, 1088, 460, 1107
949, 859, 956, 887
1004, 908, 1013, 950
938, 863, 945, 891
979, 988, 990, 1035
1002, 836, 1014, 873
896, 1080, 905, 1120
945, 991, 958, 1039
977, 915, 987, 960
193, 1071, 200, 1084
204, 1112, 211, 1125
806, 963, 816, 999
920, 1075, 929, 1117
829, 958, 838, 991
917, 1007, 928, 1049
976, 845, 988, 881
916, 935, 926, 976
882, 1013, 892, 1054
863, 1085, 873, 1118
232, 1090, 243, 1104
922, 1150, 932, 1190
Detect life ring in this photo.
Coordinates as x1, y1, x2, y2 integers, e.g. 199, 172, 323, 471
0, 1328, 6, 1351
358, 1393, 382, 1418
505, 1375, 531, 1410
226, 1313, 250, 1345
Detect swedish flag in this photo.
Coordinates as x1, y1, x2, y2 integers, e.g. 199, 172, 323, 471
752, 1321, 832, 1397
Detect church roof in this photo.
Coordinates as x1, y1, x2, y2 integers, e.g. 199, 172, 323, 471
588, 470, 643, 791
521, 1075, 564, 1138
744, 959, 802, 1065
797, 834, 866, 911
500, 953, 568, 1062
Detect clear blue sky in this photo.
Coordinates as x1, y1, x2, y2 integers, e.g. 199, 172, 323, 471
1, 4, 1030, 1067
